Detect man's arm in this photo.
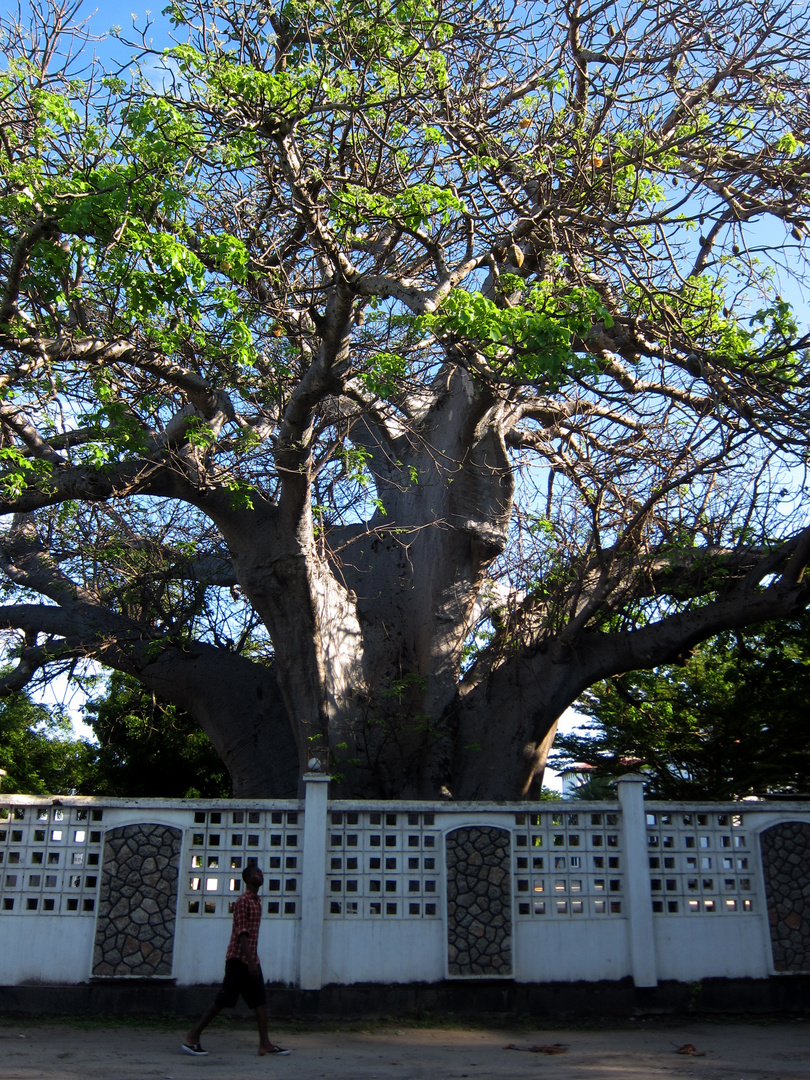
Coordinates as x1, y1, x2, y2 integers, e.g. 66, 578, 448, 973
236, 930, 258, 973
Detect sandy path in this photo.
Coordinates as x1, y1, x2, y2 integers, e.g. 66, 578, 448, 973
0, 1021, 808, 1080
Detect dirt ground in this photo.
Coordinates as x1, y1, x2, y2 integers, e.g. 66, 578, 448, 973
1, 1020, 809, 1080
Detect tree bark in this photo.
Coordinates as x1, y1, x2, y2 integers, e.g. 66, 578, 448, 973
127, 644, 299, 798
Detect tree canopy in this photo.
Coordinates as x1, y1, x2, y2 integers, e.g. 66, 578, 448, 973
1, 0, 810, 798
0, 689, 90, 794
0, 673, 229, 797
552, 616, 810, 798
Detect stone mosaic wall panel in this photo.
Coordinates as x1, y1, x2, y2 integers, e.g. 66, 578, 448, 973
446, 825, 512, 977
760, 821, 810, 972
93, 823, 182, 977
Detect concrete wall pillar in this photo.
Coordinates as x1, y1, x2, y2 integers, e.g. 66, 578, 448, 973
299, 772, 330, 989
617, 773, 657, 988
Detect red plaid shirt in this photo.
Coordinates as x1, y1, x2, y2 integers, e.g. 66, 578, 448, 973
226, 889, 262, 963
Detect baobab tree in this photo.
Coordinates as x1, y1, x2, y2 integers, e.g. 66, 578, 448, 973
1, 0, 810, 797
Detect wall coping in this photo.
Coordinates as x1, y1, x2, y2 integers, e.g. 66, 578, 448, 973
2, 793, 804, 812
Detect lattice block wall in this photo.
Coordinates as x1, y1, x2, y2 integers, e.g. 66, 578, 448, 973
325, 810, 440, 919
184, 806, 303, 919
645, 809, 755, 915
513, 810, 625, 918
0, 805, 103, 915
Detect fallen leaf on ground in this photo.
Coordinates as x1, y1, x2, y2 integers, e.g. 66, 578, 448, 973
504, 1043, 569, 1054
675, 1044, 706, 1056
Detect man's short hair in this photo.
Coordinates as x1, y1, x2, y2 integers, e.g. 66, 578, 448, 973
242, 864, 261, 884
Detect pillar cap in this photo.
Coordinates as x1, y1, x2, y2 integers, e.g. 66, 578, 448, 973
616, 772, 647, 784
303, 772, 331, 783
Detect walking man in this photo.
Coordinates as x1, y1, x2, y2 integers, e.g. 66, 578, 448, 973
182, 864, 290, 1057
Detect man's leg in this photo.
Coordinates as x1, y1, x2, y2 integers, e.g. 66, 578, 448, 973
184, 999, 222, 1049
254, 1004, 274, 1054
185, 958, 240, 1051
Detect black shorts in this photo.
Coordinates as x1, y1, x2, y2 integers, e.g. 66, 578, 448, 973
214, 957, 266, 1010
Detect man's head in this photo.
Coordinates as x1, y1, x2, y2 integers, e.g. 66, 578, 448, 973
242, 864, 264, 892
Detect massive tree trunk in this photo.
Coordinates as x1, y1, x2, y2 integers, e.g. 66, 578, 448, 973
204, 370, 515, 796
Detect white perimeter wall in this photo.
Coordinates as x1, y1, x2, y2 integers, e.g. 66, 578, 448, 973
322, 920, 447, 985
0, 915, 96, 984
173, 912, 301, 987
513, 920, 632, 983
0, 784, 804, 990
652, 916, 773, 981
